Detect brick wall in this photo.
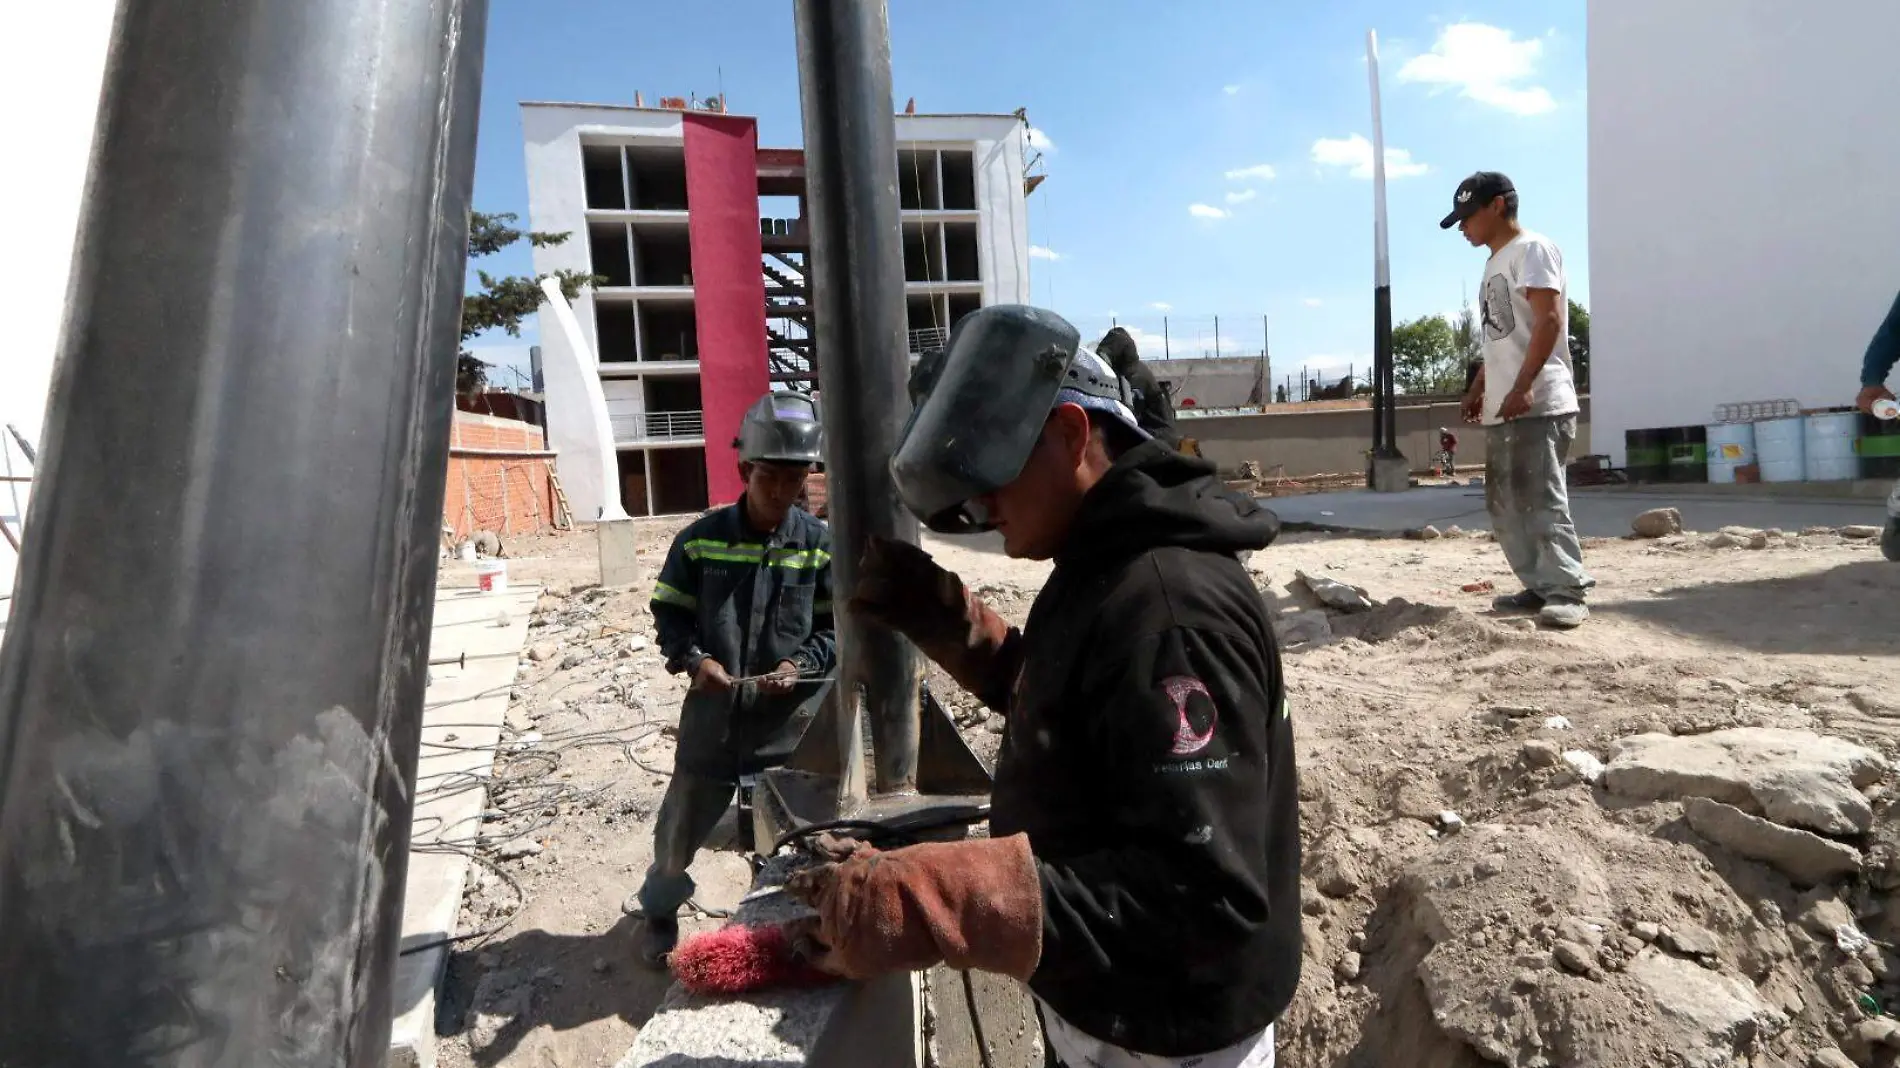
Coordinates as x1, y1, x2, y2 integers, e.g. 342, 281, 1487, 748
444, 412, 558, 539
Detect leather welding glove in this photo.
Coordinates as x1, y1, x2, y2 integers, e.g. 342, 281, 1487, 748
785, 834, 1043, 982
850, 536, 1019, 708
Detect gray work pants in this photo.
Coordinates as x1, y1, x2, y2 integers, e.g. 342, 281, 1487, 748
1485, 415, 1594, 602
634, 771, 737, 919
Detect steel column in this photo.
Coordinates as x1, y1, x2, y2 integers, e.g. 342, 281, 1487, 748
0, 0, 487, 1063
793, 0, 923, 794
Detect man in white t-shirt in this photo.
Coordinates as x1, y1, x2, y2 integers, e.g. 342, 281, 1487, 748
1441, 172, 1593, 627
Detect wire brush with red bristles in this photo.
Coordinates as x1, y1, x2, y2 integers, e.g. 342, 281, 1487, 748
669, 922, 835, 995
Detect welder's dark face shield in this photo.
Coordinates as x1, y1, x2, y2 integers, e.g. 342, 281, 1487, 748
891, 306, 1081, 534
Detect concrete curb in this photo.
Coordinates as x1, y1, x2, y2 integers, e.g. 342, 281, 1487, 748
387, 584, 543, 1068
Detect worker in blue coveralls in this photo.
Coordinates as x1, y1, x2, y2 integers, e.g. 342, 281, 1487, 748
1853, 288, 1900, 561
625, 391, 836, 965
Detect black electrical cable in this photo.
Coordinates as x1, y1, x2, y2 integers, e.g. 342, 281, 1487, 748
768, 814, 998, 1068
396, 708, 675, 957
769, 818, 922, 855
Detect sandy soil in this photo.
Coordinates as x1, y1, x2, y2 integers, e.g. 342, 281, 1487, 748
429, 512, 1900, 1068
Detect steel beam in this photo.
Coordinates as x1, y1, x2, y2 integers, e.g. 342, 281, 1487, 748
0, 0, 487, 1063
793, 0, 922, 794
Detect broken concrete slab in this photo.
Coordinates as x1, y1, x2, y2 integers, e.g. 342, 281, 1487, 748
1629, 951, 1782, 1068
1603, 728, 1887, 835
1683, 797, 1863, 886
389, 583, 543, 1068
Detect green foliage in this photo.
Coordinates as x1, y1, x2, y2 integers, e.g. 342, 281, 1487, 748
1567, 298, 1590, 389
458, 211, 601, 395
1392, 314, 1465, 395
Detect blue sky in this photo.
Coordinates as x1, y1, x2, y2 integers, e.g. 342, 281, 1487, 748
466, 0, 1587, 388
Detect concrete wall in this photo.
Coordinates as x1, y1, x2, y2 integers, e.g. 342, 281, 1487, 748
1148, 356, 1268, 410
444, 413, 556, 539
1185, 398, 1594, 479
1588, 0, 1900, 465
895, 114, 1031, 306
683, 112, 769, 505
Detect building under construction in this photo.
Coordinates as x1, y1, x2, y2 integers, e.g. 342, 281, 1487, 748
521, 98, 1036, 520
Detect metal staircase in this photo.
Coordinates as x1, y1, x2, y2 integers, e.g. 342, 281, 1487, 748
763, 248, 817, 392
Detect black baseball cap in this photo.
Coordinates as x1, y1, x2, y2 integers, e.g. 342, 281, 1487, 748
1439, 171, 1515, 229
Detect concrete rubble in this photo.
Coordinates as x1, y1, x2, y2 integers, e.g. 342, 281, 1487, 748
1604, 729, 1888, 835
1683, 797, 1863, 886
1631, 507, 1684, 537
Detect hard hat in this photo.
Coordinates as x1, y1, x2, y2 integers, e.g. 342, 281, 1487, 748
734, 391, 824, 466
890, 304, 1147, 534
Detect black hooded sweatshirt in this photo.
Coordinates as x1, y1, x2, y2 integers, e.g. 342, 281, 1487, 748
981, 441, 1301, 1057
1098, 327, 1179, 443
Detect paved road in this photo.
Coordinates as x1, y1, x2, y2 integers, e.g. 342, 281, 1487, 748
1264, 484, 1891, 538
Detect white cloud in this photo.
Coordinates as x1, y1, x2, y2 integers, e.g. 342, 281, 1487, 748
1028, 245, 1062, 261
1224, 189, 1258, 205
1310, 134, 1429, 179
1150, 302, 1173, 312
1223, 84, 1241, 96
1026, 126, 1056, 152
1188, 203, 1229, 219
1397, 22, 1556, 116
1302, 297, 1324, 308
1223, 163, 1277, 181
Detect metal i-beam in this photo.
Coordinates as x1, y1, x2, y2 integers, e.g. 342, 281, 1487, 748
0, 0, 487, 1062
793, 0, 922, 795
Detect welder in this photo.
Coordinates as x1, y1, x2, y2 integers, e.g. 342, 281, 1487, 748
1097, 325, 1179, 444
629, 391, 835, 966
788, 305, 1301, 1067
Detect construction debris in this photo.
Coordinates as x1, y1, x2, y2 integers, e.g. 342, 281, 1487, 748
427, 515, 1900, 1068
1632, 507, 1684, 538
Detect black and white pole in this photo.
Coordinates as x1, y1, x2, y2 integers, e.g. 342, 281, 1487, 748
1367, 29, 1409, 490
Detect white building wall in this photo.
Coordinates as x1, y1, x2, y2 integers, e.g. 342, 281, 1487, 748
3, 0, 119, 609
520, 104, 685, 519
1588, 0, 1900, 464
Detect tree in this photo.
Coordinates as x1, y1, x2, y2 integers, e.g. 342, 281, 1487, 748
1450, 300, 1482, 387
1567, 298, 1590, 389
1392, 314, 1464, 395
460, 211, 600, 396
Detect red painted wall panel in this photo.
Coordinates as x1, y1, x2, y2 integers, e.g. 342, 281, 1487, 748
683, 114, 769, 506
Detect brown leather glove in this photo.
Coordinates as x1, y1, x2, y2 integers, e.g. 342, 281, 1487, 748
850, 536, 1018, 705
785, 835, 1043, 981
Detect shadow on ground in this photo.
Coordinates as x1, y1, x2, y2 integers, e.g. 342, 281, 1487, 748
436, 812, 754, 1067
1596, 558, 1900, 656
437, 913, 675, 1066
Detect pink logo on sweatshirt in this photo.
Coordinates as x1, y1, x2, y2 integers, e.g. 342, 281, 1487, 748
1162, 675, 1217, 756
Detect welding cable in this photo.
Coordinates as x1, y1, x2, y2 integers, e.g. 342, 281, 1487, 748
398, 715, 678, 956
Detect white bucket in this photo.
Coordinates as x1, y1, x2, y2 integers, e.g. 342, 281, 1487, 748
1754, 416, 1806, 483
1705, 422, 1756, 484
1804, 411, 1860, 481
476, 559, 509, 594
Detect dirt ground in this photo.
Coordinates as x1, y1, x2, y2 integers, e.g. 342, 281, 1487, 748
431, 510, 1900, 1068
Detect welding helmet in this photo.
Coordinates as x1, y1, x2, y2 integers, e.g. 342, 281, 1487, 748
890, 304, 1147, 534
735, 391, 824, 467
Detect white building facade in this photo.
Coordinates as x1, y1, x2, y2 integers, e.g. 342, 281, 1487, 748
1588, 0, 1900, 464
